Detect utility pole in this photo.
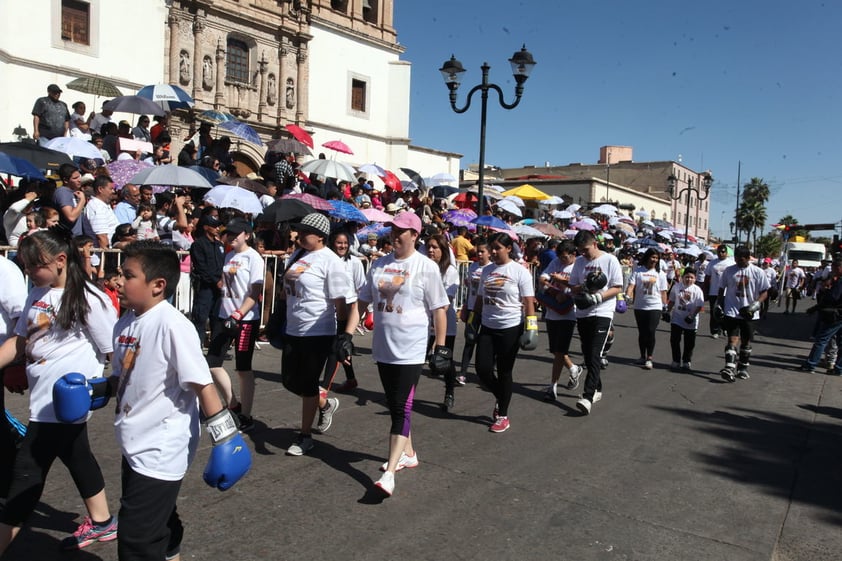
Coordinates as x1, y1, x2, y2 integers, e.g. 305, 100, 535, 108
734, 161, 741, 246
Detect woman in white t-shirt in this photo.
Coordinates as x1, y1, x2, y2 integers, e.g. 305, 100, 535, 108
425, 234, 460, 411
358, 211, 449, 497
473, 232, 536, 434
206, 218, 264, 432
0, 229, 117, 553
458, 237, 490, 383
324, 229, 366, 393
667, 267, 705, 371
281, 213, 357, 457
627, 248, 668, 369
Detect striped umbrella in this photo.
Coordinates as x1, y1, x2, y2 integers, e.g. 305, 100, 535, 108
136, 84, 194, 110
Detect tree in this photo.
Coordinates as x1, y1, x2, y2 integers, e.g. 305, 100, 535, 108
778, 214, 809, 240
737, 178, 771, 252
755, 231, 783, 259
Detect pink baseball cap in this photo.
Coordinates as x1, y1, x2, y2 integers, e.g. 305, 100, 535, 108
388, 211, 421, 233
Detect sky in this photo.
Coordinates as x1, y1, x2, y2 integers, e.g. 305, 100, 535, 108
393, 0, 842, 240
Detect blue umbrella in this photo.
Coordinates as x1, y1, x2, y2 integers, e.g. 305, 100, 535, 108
327, 200, 369, 224
471, 215, 510, 230
356, 223, 391, 242
219, 120, 263, 146
187, 165, 221, 184
0, 152, 46, 180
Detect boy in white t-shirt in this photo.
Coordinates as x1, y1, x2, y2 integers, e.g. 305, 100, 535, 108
109, 241, 252, 560
667, 267, 705, 371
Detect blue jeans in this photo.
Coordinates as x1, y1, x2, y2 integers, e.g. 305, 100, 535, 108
804, 318, 842, 371
191, 284, 220, 342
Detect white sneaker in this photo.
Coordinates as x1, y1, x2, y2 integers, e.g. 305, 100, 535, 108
644, 360, 653, 370
592, 390, 603, 403
566, 364, 583, 390
543, 384, 558, 402
287, 434, 314, 456
576, 396, 592, 415
682, 361, 692, 371
316, 397, 339, 433
380, 452, 419, 472
374, 471, 395, 496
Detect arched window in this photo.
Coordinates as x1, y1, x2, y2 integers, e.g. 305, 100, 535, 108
362, 0, 377, 23
226, 38, 249, 84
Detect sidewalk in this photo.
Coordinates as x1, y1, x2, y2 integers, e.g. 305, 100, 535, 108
2, 308, 840, 560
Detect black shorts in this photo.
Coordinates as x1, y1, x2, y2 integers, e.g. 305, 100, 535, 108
546, 319, 576, 355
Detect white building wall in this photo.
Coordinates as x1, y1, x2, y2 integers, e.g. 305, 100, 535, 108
0, 0, 168, 142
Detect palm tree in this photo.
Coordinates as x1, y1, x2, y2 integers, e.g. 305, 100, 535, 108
738, 178, 771, 252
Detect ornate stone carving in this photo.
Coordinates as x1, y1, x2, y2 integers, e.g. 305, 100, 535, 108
267, 74, 277, 105
179, 50, 191, 85
192, 16, 205, 34
202, 56, 214, 91
285, 78, 295, 110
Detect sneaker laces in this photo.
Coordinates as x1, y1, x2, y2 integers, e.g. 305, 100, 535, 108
73, 517, 95, 538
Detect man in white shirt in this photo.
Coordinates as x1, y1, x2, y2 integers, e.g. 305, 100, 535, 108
703, 245, 735, 338
784, 259, 806, 314
82, 175, 120, 248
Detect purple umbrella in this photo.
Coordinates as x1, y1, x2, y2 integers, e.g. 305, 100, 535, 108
106, 159, 153, 190
356, 223, 392, 242
442, 208, 477, 227
569, 220, 597, 231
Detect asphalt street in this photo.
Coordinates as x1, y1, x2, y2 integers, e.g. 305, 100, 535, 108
2, 306, 841, 561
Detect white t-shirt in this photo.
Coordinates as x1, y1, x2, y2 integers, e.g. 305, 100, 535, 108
660, 257, 677, 282
763, 266, 777, 287
539, 258, 576, 322
669, 282, 705, 329
0, 256, 26, 342
465, 261, 489, 311
629, 267, 668, 311
342, 255, 366, 293
478, 260, 535, 330
694, 259, 707, 284
721, 263, 771, 320
786, 267, 805, 289
570, 252, 623, 319
430, 264, 459, 336
219, 247, 265, 321
83, 196, 120, 247
113, 300, 212, 481
705, 257, 735, 295
284, 247, 354, 337
359, 251, 449, 365
15, 285, 115, 423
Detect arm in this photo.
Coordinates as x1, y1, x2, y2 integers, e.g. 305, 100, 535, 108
432, 306, 447, 347
32, 115, 40, 140
96, 233, 110, 249
60, 191, 87, 223
172, 195, 189, 231
0, 336, 24, 372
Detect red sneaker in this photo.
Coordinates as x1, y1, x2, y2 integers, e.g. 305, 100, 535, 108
489, 416, 510, 433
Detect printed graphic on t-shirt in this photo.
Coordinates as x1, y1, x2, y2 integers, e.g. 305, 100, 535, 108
376, 267, 409, 313
677, 288, 693, 311
735, 270, 750, 299
482, 272, 511, 306
283, 260, 312, 298
25, 300, 56, 363
115, 333, 140, 415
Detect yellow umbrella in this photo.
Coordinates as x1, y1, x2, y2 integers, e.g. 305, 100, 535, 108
501, 183, 551, 200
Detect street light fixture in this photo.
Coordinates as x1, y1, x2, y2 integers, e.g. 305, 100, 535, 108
667, 171, 713, 248
439, 45, 536, 216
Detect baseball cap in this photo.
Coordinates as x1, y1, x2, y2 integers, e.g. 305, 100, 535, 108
291, 212, 331, 238
199, 215, 221, 228
388, 211, 421, 233
223, 217, 253, 236
47, 84, 62, 93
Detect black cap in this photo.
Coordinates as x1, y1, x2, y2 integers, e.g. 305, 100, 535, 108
223, 217, 253, 236
199, 215, 221, 228
48, 84, 62, 93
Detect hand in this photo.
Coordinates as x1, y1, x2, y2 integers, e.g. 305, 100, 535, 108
3, 363, 27, 394
713, 304, 725, 322
223, 310, 243, 335
429, 345, 453, 375
661, 306, 671, 322
684, 314, 696, 325
203, 409, 252, 491
519, 315, 538, 350
333, 332, 354, 364
574, 292, 603, 310
739, 300, 761, 320
52, 373, 112, 423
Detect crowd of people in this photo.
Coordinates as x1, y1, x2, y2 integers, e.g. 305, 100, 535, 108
2, 83, 842, 559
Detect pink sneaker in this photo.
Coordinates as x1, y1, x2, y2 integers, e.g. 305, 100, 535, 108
489, 416, 510, 433
61, 516, 118, 550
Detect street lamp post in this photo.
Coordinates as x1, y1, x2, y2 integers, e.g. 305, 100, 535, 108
667, 171, 713, 248
439, 46, 536, 216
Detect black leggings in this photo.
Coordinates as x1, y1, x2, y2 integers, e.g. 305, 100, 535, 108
282, 335, 333, 398
206, 318, 260, 371
634, 309, 661, 358
577, 316, 613, 400
377, 363, 422, 437
1, 421, 106, 526
670, 323, 697, 363
707, 294, 723, 335
475, 324, 521, 417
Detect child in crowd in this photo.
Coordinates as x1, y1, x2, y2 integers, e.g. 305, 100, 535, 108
107, 240, 252, 560
0, 229, 117, 556
132, 203, 159, 241
41, 207, 60, 228
667, 268, 705, 372
100, 268, 121, 314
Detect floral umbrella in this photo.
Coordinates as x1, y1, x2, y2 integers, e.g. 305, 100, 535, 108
442, 208, 477, 227
106, 159, 153, 190
360, 207, 393, 223
569, 220, 597, 231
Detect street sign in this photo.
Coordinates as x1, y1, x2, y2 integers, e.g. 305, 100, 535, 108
799, 223, 837, 231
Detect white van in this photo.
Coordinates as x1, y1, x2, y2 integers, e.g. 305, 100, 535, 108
783, 242, 827, 269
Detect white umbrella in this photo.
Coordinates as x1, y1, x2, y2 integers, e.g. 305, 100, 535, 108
497, 199, 523, 217
566, 203, 582, 213
635, 209, 651, 218
641, 219, 656, 228
513, 223, 546, 239
580, 217, 599, 227
502, 195, 525, 207
203, 185, 263, 215
427, 172, 457, 184
129, 164, 213, 189
299, 158, 357, 183
358, 163, 386, 176
485, 184, 505, 193
677, 246, 702, 257
591, 204, 618, 215
45, 137, 103, 161
467, 185, 503, 199
538, 196, 565, 206
658, 230, 673, 239
553, 210, 574, 220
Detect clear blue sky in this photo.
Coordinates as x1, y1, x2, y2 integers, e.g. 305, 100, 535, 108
394, 0, 842, 239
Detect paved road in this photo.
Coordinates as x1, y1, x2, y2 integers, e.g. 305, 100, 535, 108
3, 307, 841, 560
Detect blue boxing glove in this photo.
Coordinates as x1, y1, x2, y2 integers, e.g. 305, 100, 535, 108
203, 409, 252, 491
53, 373, 113, 423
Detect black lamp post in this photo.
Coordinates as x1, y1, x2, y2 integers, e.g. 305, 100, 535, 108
667, 171, 713, 248
729, 221, 736, 242
439, 45, 536, 216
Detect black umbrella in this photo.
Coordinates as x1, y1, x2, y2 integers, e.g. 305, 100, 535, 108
265, 137, 313, 156
400, 167, 425, 189
0, 141, 73, 173
430, 185, 459, 198
261, 198, 315, 223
